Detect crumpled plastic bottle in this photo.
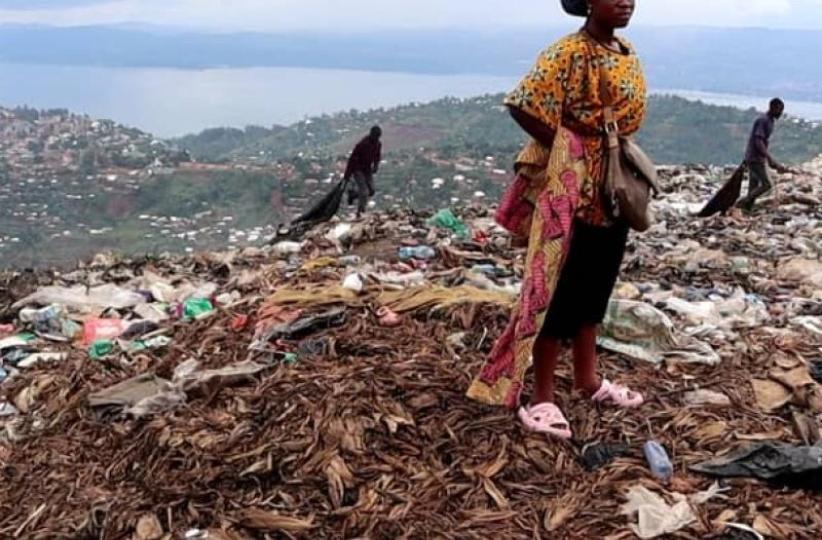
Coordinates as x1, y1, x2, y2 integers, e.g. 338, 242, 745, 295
398, 246, 436, 261
644, 440, 673, 482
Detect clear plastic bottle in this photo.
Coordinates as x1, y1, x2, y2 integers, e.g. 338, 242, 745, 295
644, 440, 673, 482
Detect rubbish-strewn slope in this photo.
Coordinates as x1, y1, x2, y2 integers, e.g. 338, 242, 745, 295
0, 161, 821, 539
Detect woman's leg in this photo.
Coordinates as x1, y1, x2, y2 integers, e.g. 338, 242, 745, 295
531, 335, 561, 404
572, 324, 602, 396
573, 323, 644, 407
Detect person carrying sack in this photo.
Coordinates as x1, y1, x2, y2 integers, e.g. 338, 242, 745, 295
737, 98, 789, 212
344, 126, 382, 219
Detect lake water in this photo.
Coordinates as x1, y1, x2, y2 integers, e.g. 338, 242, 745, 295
0, 64, 514, 136
1, 63, 821, 137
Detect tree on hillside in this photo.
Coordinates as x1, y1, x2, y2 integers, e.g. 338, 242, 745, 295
80, 149, 98, 176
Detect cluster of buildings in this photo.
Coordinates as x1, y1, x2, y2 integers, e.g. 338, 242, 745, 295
0, 107, 188, 182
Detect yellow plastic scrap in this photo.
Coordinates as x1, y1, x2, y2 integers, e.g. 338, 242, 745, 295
263, 284, 366, 308
378, 285, 514, 313
300, 257, 338, 272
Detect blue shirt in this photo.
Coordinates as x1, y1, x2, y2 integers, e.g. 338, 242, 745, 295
745, 114, 774, 163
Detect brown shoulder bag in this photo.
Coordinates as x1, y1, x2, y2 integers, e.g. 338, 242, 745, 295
596, 48, 660, 232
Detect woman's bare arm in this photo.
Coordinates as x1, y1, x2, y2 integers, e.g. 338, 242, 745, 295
508, 105, 556, 149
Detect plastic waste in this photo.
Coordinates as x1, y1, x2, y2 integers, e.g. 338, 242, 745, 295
120, 320, 160, 340
464, 270, 520, 296
342, 273, 364, 293
83, 319, 128, 345
133, 303, 170, 323
173, 360, 268, 393
470, 264, 500, 277
20, 305, 81, 340
338, 255, 362, 266
427, 209, 469, 238
13, 284, 146, 311
371, 270, 427, 288
250, 307, 346, 346
811, 361, 822, 385
598, 300, 720, 366
581, 442, 631, 471
644, 440, 673, 482
326, 224, 352, 242
1, 344, 32, 369
88, 373, 185, 417
0, 401, 18, 416
473, 229, 489, 245
17, 352, 68, 369
127, 335, 173, 352
272, 241, 304, 256
376, 306, 402, 327
231, 314, 250, 331
621, 483, 725, 539
711, 525, 765, 540
398, 246, 436, 261
683, 389, 732, 407
691, 443, 822, 491
446, 332, 467, 349
148, 281, 177, 303
792, 316, 822, 338
0, 323, 15, 336
298, 338, 330, 357
89, 339, 116, 360
183, 298, 215, 321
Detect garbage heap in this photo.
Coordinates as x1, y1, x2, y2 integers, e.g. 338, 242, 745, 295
1, 162, 821, 540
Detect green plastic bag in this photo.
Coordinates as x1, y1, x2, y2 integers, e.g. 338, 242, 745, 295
89, 339, 115, 360
427, 209, 469, 238
128, 336, 172, 352
184, 298, 215, 321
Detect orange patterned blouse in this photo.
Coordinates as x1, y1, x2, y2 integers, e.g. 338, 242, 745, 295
504, 31, 647, 225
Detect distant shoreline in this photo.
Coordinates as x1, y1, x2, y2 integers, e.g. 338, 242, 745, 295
654, 89, 822, 123
1, 62, 820, 136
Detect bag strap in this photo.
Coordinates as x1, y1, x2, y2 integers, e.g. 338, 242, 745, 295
599, 66, 620, 152
581, 30, 620, 151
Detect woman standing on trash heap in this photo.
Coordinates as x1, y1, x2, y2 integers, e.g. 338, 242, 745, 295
468, 0, 646, 439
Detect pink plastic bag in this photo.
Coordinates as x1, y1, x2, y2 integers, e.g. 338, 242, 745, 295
83, 319, 128, 345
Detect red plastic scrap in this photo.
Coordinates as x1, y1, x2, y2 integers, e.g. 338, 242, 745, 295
231, 314, 250, 331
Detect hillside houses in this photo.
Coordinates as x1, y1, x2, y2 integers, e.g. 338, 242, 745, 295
0, 106, 188, 183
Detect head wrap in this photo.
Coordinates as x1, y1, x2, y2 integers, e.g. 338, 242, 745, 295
561, 0, 588, 17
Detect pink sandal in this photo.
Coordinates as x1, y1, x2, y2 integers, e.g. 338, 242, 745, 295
376, 307, 402, 327
591, 379, 644, 408
518, 403, 573, 440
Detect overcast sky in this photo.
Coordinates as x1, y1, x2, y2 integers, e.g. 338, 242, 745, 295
1, 0, 821, 31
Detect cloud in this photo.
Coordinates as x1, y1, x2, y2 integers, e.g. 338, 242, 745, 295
0, 0, 819, 30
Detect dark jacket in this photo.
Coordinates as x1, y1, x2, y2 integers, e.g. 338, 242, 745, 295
344, 135, 381, 179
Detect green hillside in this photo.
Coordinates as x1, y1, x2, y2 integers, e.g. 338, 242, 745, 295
4, 95, 822, 268
175, 94, 822, 166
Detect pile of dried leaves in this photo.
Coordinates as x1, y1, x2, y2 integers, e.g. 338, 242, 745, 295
1, 165, 822, 539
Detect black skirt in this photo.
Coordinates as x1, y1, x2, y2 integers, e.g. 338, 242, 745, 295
540, 219, 629, 339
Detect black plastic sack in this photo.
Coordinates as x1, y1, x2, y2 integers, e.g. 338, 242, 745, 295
292, 178, 350, 225
698, 162, 747, 218
691, 443, 822, 491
